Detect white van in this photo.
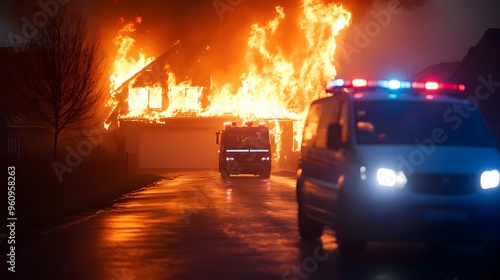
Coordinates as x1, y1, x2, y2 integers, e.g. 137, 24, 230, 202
296, 79, 500, 256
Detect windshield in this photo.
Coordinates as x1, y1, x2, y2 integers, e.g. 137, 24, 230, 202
223, 130, 270, 149
354, 101, 494, 146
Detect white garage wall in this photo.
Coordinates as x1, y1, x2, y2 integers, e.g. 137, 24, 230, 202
138, 127, 218, 169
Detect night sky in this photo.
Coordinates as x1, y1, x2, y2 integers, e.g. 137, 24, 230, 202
1, 0, 500, 81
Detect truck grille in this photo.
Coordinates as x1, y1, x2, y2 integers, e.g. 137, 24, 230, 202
408, 173, 478, 195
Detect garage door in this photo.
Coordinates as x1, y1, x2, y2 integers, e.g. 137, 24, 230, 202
139, 127, 218, 169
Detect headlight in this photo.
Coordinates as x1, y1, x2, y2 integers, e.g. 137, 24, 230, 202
226, 157, 235, 161
481, 170, 500, 189
261, 157, 270, 161
376, 168, 407, 189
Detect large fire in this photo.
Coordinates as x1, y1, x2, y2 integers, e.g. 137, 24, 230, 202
107, 0, 351, 161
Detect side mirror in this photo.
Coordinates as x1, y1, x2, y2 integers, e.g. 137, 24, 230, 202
326, 123, 342, 150
215, 131, 221, 145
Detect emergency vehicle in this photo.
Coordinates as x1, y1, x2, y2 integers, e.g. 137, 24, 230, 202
216, 121, 271, 178
297, 78, 500, 256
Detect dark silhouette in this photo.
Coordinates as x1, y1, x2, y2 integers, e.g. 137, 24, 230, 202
15, 7, 106, 160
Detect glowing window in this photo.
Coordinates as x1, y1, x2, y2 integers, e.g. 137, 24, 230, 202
128, 87, 148, 112
148, 87, 163, 109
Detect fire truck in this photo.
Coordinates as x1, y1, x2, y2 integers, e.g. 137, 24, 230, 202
215, 121, 271, 178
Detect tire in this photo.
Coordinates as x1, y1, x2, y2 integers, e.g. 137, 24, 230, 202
220, 167, 230, 179
336, 197, 366, 257
260, 170, 271, 179
298, 203, 323, 241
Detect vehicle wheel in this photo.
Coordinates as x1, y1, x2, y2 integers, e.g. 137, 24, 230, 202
298, 203, 323, 241
260, 170, 271, 179
336, 199, 366, 257
220, 168, 230, 179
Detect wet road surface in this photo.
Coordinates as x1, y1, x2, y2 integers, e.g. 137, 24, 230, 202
3, 171, 500, 279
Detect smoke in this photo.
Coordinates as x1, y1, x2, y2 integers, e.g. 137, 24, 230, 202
2, 0, 500, 83
80, 0, 298, 85
335, 0, 500, 79
335, 0, 432, 22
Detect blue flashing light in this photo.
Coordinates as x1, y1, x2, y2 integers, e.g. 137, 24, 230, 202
326, 79, 464, 92
400, 81, 412, 89
388, 80, 401, 89
331, 79, 345, 87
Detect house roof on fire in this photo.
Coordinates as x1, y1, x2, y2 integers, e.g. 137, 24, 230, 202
105, 41, 181, 124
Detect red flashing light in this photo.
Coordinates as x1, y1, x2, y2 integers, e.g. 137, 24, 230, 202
411, 82, 424, 89
352, 79, 368, 87
327, 79, 466, 96
425, 82, 439, 90
425, 94, 434, 100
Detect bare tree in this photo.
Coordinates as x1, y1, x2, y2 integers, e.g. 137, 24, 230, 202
16, 7, 106, 160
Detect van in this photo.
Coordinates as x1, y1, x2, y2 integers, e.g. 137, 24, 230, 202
296, 79, 500, 256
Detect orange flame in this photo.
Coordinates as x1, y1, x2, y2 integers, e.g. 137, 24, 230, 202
107, 0, 351, 159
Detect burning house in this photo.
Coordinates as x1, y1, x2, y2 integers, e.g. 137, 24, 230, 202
105, 2, 352, 173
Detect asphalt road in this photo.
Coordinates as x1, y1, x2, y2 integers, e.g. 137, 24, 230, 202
3, 171, 500, 279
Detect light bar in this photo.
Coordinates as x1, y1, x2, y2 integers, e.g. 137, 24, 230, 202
224, 121, 267, 128
224, 121, 238, 128
425, 82, 439, 90
327, 79, 465, 93
412, 81, 466, 92
352, 79, 368, 87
